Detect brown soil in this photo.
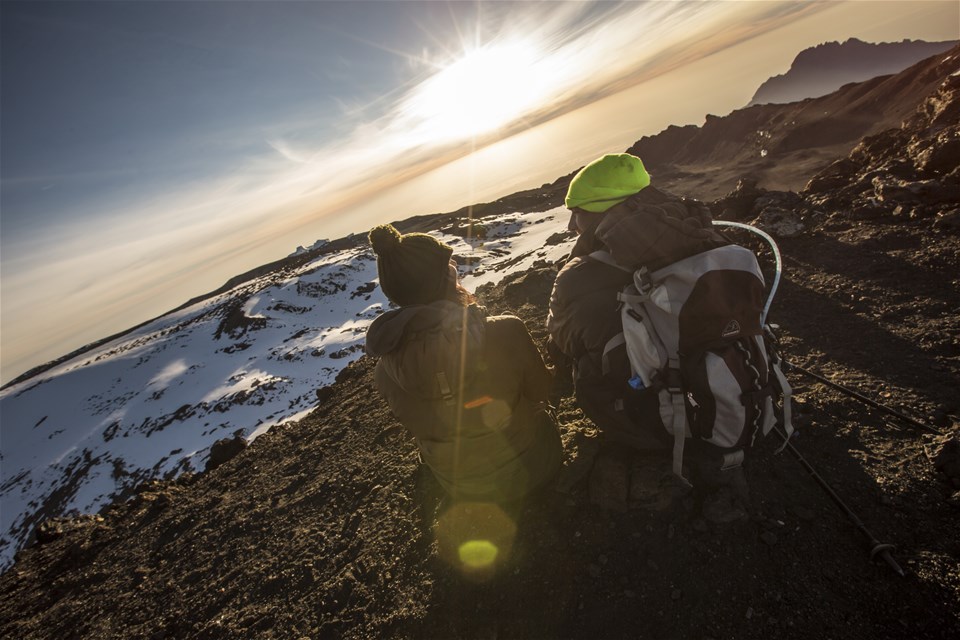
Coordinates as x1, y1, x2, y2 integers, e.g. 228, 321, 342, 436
0, 207, 958, 640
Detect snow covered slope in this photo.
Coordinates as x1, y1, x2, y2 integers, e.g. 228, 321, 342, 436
0, 206, 575, 572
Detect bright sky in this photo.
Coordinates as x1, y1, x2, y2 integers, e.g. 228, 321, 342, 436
1, 0, 957, 385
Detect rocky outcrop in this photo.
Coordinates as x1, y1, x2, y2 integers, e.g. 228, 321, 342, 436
710, 179, 808, 238
803, 55, 960, 227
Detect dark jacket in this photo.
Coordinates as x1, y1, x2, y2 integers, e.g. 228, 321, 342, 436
366, 300, 561, 501
546, 188, 725, 449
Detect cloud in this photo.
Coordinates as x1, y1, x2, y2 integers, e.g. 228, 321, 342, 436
265, 138, 313, 164
2, 0, 844, 383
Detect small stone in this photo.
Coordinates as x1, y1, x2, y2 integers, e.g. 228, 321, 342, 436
760, 531, 778, 546
946, 490, 960, 509
746, 607, 754, 620
588, 564, 601, 578
598, 554, 608, 565
624, 590, 636, 598
671, 589, 682, 600
692, 518, 709, 532
647, 559, 659, 571
667, 524, 675, 540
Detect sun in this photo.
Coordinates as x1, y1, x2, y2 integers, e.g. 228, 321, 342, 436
405, 40, 553, 141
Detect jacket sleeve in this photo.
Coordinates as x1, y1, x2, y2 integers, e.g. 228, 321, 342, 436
502, 316, 551, 404
546, 263, 582, 362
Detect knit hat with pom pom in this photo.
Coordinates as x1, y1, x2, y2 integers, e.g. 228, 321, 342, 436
368, 224, 454, 306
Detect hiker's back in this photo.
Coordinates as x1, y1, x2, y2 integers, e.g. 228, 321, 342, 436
371, 304, 561, 501
548, 189, 729, 448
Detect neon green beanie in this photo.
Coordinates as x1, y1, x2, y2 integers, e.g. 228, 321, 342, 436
565, 153, 651, 213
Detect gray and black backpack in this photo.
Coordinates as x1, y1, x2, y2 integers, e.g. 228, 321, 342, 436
592, 198, 793, 483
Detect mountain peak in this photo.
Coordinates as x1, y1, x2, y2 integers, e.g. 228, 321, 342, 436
749, 38, 957, 106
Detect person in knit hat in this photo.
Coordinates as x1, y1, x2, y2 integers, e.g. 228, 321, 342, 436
546, 153, 745, 517
365, 223, 562, 507
368, 224, 455, 306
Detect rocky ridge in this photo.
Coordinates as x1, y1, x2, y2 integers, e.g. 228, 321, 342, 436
749, 38, 957, 106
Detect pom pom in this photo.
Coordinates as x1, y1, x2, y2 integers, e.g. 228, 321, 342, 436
369, 224, 401, 254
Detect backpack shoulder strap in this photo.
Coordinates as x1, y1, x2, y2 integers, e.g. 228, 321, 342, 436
590, 250, 655, 302
588, 250, 632, 273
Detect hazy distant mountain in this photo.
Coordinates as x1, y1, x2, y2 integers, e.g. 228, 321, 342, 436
748, 38, 957, 106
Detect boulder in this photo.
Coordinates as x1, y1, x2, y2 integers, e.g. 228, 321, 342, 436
931, 436, 960, 488
205, 435, 248, 472
933, 209, 960, 233
751, 207, 805, 237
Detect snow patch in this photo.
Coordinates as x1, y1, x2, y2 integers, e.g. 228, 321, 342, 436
0, 204, 575, 572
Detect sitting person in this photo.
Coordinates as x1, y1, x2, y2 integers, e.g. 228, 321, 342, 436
547, 153, 751, 519
365, 224, 563, 504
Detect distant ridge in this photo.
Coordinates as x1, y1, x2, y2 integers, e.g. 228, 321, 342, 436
749, 38, 957, 106
628, 43, 960, 200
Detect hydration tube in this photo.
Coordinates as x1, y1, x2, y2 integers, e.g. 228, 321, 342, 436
713, 220, 782, 324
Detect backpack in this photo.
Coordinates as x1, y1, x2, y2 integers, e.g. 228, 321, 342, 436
591, 239, 794, 484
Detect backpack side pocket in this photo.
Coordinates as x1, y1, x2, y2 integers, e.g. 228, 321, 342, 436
681, 339, 767, 448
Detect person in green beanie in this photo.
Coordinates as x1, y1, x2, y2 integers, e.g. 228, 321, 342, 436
546, 153, 746, 516
548, 153, 672, 451
365, 224, 562, 505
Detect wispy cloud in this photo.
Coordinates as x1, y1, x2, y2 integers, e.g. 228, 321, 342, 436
265, 138, 314, 164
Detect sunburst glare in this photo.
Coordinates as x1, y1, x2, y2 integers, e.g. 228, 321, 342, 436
404, 40, 559, 141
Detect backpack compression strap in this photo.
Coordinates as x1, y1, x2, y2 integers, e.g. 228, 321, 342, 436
591, 249, 691, 484
665, 358, 692, 485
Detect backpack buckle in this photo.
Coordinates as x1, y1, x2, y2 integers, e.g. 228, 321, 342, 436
663, 367, 683, 393
634, 266, 653, 295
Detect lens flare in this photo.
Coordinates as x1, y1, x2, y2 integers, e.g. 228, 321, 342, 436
435, 502, 517, 581
458, 539, 500, 568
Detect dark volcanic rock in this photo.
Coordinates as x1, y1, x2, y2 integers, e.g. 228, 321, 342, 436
205, 435, 247, 472
712, 178, 766, 220
803, 57, 960, 220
